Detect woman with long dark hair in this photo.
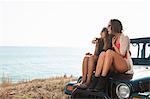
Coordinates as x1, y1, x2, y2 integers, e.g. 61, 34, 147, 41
91, 19, 133, 91
77, 27, 110, 89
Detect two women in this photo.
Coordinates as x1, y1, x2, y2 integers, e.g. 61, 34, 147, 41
90, 19, 133, 91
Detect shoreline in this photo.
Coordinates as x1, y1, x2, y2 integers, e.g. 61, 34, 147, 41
0, 76, 76, 99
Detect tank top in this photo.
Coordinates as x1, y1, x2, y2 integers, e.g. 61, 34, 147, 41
115, 38, 127, 59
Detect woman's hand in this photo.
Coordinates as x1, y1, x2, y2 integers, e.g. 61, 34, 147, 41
85, 52, 92, 55
92, 37, 100, 44
112, 36, 117, 47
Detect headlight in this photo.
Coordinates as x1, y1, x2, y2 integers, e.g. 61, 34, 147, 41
147, 94, 150, 99
116, 83, 130, 99
67, 85, 74, 91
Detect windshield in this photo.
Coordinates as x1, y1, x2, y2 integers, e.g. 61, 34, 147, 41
130, 43, 150, 58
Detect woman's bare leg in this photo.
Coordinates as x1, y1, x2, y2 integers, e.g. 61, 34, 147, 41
101, 50, 128, 77
82, 55, 90, 83
84, 55, 98, 85
95, 52, 106, 77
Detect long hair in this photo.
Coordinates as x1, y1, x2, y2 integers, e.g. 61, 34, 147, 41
94, 27, 109, 55
110, 19, 123, 34
101, 27, 109, 50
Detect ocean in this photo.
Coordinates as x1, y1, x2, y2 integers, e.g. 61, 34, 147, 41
0, 46, 87, 83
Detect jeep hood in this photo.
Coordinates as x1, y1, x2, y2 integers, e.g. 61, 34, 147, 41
132, 65, 150, 80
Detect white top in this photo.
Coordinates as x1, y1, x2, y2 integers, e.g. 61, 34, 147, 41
119, 33, 134, 74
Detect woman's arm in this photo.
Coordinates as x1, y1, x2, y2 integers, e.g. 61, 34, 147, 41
94, 41, 100, 55
120, 35, 130, 56
112, 36, 120, 54
112, 44, 120, 54
94, 38, 102, 55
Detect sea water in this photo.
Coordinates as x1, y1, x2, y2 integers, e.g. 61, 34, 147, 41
0, 46, 87, 83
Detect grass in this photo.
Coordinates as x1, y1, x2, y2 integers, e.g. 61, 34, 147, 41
0, 73, 12, 87
0, 74, 76, 99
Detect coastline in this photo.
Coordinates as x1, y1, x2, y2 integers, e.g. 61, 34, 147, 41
0, 76, 76, 99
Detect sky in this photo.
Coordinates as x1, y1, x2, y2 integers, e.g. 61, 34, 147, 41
0, 0, 150, 48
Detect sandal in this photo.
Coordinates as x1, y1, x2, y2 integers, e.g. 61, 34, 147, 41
77, 83, 88, 89
73, 82, 82, 87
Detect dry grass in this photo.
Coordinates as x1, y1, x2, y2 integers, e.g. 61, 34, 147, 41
0, 73, 12, 87
0, 75, 76, 99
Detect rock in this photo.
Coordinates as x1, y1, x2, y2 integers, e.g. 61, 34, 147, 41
9, 91, 16, 95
